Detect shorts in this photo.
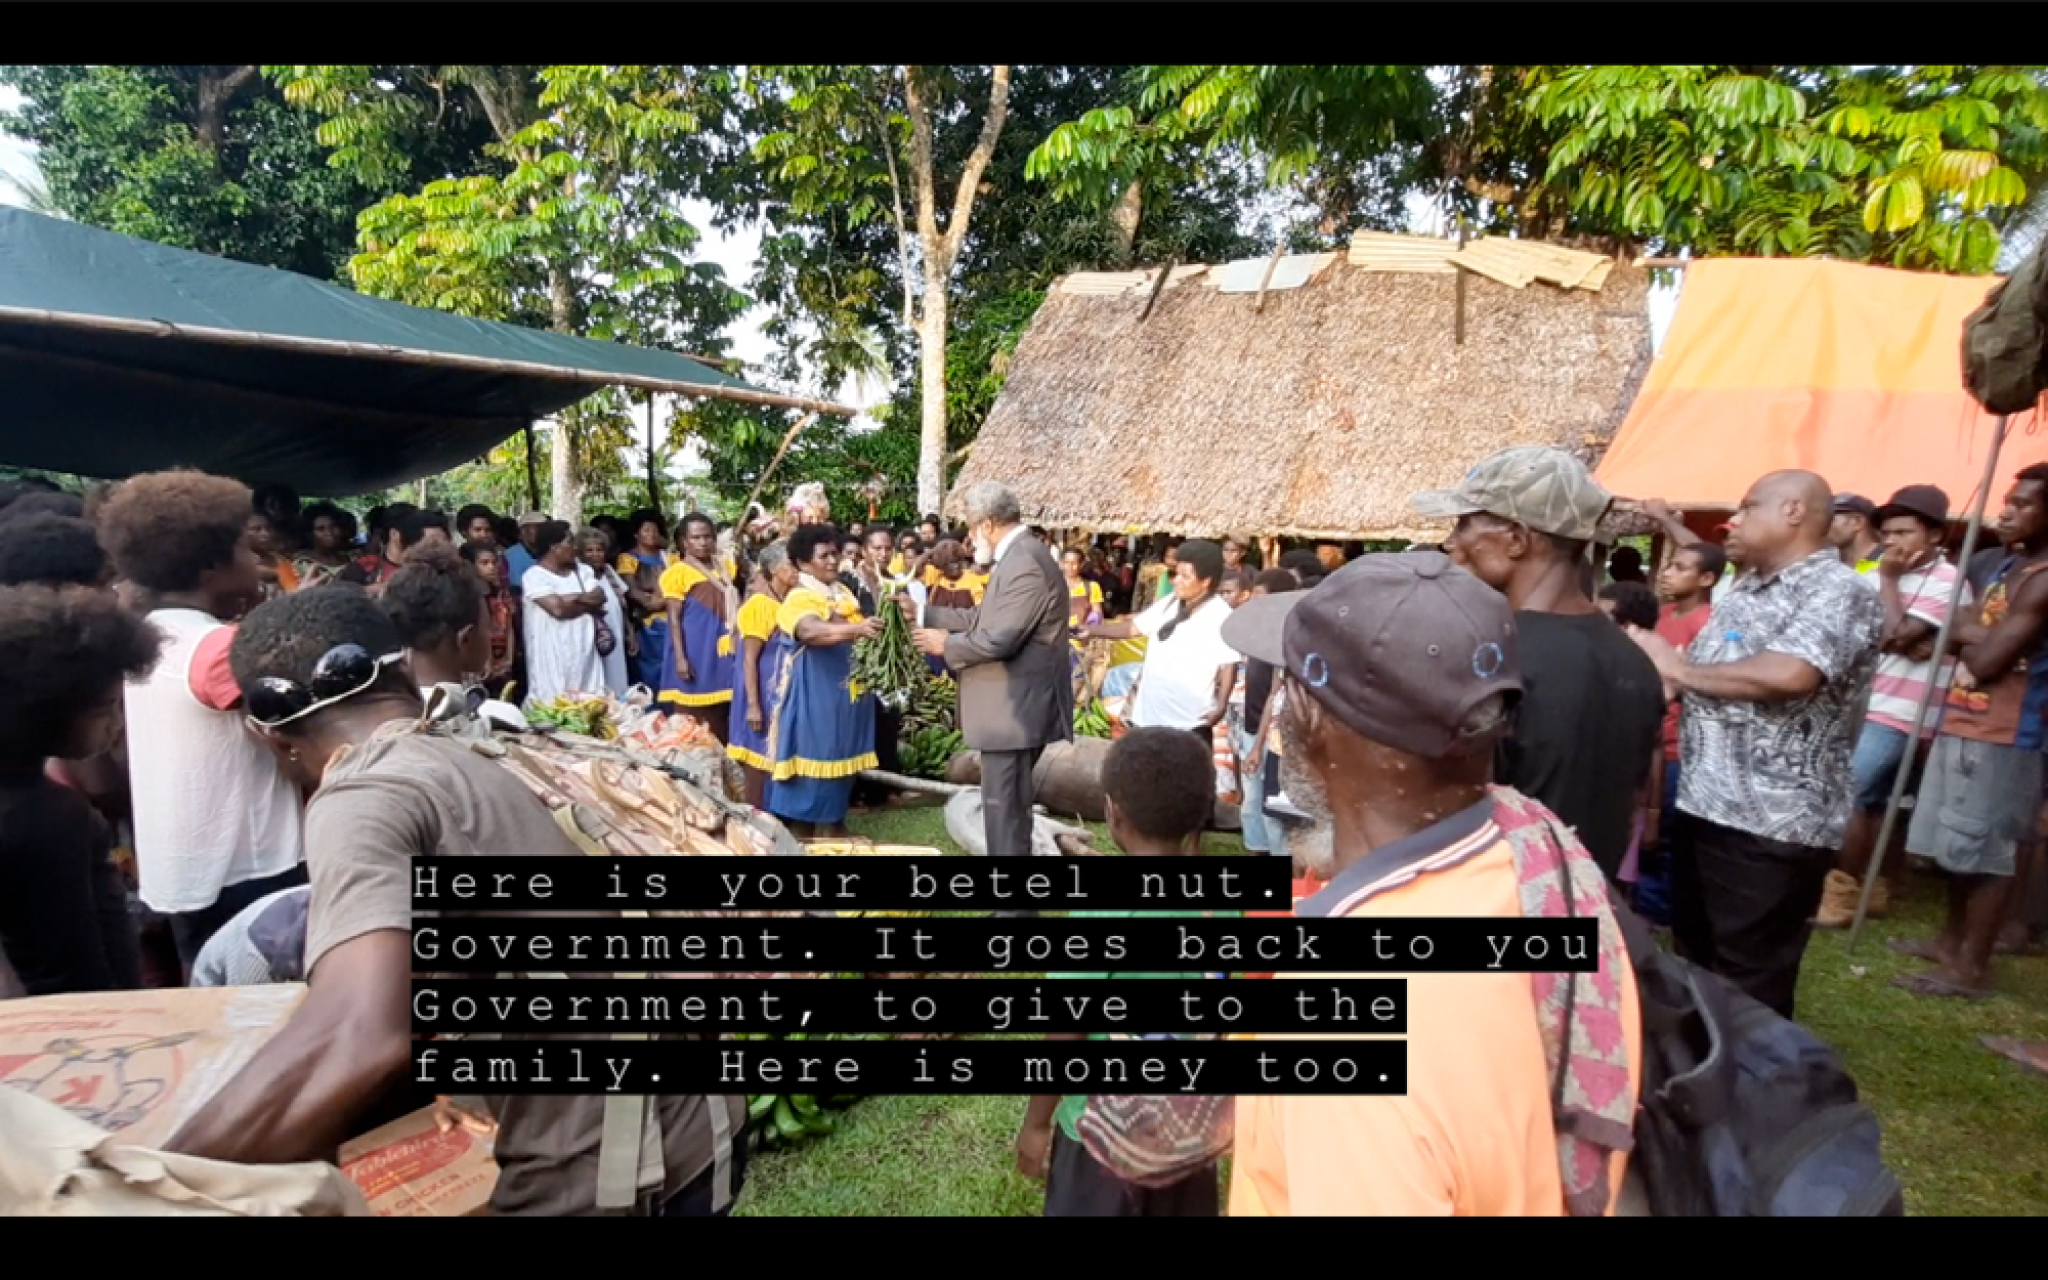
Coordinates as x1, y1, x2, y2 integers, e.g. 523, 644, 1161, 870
1906, 734, 2043, 878
1850, 722, 1911, 812
1044, 1128, 1218, 1217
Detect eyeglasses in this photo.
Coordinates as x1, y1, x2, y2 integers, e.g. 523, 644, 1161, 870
244, 644, 404, 728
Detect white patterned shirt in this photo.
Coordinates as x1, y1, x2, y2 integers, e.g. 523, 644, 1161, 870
1677, 548, 1884, 848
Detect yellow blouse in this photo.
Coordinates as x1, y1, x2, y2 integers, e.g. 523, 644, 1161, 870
777, 585, 864, 635
615, 550, 678, 578
737, 592, 783, 643
659, 559, 734, 603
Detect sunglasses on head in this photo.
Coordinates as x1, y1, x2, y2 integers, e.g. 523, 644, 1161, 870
244, 644, 404, 728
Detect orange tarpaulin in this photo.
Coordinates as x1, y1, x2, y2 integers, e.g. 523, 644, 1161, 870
1595, 258, 2043, 516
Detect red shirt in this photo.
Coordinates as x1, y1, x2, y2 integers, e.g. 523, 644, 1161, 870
1655, 603, 1713, 759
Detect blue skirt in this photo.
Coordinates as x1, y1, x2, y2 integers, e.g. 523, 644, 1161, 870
728, 633, 790, 778
634, 618, 671, 693
660, 598, 735, 710
765, 634, 877, 826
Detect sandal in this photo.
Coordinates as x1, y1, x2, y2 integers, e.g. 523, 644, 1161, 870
1891, 972, 1993, 1001
1982, 1036, 2048, 1078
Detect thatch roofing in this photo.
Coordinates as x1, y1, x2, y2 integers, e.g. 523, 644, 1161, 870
950, 246, 1654, 543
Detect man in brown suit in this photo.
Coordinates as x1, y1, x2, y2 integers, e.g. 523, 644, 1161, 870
913, 482, 1073, 906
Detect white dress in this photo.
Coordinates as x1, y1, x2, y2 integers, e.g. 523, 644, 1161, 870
521, 563, 609, 705
592, 566, 631, 696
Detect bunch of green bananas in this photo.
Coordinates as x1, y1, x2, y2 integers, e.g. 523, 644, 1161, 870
524, 694, 616, 739
902, 676, 958, 736
898, 725, 964, 780
1074, 700, 1112, 738
738, 1031, 874, 1149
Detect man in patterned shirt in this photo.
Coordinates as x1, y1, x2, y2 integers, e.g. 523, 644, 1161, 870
1643, 471, 1884, 1020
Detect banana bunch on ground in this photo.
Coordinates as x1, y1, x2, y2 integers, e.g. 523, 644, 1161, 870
1073, 699, 1112, 739
898, 725, 964, 780
524, 694, 617, 739
737, 1032, 872, 1148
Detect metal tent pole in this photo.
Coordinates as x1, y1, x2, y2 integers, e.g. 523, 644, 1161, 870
1847, 413, 2013, 952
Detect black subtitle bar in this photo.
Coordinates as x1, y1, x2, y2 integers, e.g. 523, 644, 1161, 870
410, 917, 1597, 974
410, 978, 1406, 1035
411, 1039, 1409, 1096
410, 856, 1292, 911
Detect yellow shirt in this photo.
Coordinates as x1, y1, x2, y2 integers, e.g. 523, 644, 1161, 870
777, 584, 864, 635
736, 592, 782, 643
1229, 827, 1642, 1217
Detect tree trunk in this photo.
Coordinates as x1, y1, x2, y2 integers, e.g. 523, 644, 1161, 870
193, 66, 259, 168
547, 264, 583, 524
916, 271, 950, 516
1112, 177, 1143, 265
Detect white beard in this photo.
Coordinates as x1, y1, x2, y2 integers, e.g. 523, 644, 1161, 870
1277, 716, 1338, 879
973, 535, 994, 567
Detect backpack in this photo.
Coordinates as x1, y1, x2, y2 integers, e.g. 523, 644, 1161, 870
1492, 786, 1905, 1217
1962, 238, 2048, 416
1611, 902, 1906, 1216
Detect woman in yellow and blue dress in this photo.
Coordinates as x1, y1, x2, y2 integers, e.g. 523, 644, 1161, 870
659, 512, 739, 743
763, 524, 882, 837
617, 508, 678, 694
728, 539, 799, 811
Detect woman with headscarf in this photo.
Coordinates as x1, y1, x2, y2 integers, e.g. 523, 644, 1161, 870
728, 540, 798, 809
762, 525, 881, 837
579, 527, 634, 697
1079, 539, 1236, 737
659, 512, 740, 743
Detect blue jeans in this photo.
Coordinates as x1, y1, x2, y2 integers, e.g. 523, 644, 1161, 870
1850, 721, 1911, 812
1234, 727, 1271, 854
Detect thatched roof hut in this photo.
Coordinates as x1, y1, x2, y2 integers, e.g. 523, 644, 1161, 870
949, 240, 1654, 544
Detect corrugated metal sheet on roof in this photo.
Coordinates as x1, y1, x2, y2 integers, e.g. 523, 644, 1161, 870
1211, 252, 1339, 294
1056, 265, 1209, 296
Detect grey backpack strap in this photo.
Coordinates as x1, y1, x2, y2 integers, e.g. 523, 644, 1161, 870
706, 1094, 735, 1213
596, 1093, 653, 1210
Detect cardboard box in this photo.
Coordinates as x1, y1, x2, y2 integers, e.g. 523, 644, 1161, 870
339, 1106, 499, 1217
0, 984, 306, 1150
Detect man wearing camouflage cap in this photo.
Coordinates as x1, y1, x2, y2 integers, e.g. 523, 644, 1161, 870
1413, 446, 1666, 889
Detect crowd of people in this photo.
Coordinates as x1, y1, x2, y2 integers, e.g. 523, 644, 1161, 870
3, 441, 2046, 1218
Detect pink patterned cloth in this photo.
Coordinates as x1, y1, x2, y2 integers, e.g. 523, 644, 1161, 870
1488, 785, 1638, 1217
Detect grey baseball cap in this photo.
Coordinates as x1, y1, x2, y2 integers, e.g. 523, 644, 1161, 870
1411, 445, 1613, 542
1221, 550, 1522, 760
517, 511, 549, 526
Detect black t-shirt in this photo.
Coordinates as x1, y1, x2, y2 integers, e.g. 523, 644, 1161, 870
1244, 658, 1277, 739
0, 771, 143, 996
1497, 611, 1666, 882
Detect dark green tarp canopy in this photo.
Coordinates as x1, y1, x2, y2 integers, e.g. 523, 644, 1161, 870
0, 207, 849, 494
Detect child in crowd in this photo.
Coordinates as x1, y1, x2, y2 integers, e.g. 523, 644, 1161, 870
95, 471, 308, 971
1016, 727, 1232, 1217
0, 584, 163, 995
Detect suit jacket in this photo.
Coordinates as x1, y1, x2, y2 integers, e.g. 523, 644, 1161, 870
926, 531, 1074, 753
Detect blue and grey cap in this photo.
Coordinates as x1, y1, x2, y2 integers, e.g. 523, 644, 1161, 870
1220, 550, 1522, 760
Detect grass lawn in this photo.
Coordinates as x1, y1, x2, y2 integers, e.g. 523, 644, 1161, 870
735, 798, 2048, 1217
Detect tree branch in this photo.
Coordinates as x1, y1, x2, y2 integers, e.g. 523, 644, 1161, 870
902, 67, 942, 261
939, 65, 1012, 269
864, 99, 919, 331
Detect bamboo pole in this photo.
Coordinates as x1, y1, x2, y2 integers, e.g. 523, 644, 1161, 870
740, 412, 819, 518
1847, 414, 2014, 951
0, 303, 862, 418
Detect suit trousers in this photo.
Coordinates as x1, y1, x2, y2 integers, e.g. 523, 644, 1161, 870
1671, 816, 1833, 1021
981, 748, 1043, 848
